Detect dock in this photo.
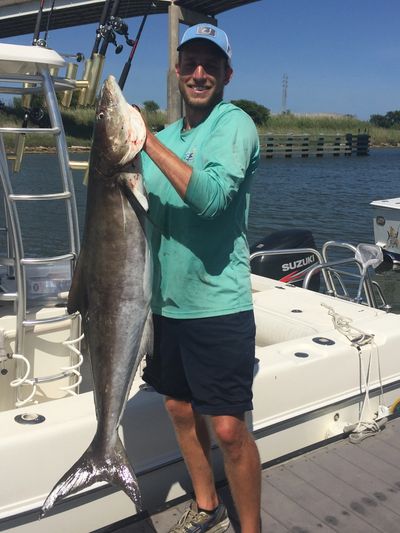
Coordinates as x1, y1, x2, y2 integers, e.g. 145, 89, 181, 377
101, 415, 400, 532
259, 133, 370, 158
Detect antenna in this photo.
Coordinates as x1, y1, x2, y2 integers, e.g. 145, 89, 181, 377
281, 73, 288, 113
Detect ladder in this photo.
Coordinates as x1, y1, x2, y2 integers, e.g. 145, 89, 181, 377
0, 44, 82, 405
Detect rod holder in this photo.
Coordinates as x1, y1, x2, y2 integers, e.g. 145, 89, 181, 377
60, 63, 79, 108
83, 54, 105, 106
77, 59, 92, 106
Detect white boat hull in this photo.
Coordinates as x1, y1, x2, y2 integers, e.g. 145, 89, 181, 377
2, 275, 400, 532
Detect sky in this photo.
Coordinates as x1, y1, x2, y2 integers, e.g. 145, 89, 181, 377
2, 0, 400, 120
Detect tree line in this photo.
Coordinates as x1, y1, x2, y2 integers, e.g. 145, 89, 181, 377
142, 99, 271, 127
3, 93, 400, 133
369, 110, 400, 129
139, 103, 400, 131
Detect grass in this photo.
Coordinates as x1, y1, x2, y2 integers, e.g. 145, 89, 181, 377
260, 115, 400, 146
1, 106, 400, 149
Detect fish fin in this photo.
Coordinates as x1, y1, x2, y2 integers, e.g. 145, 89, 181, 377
121, 181, 148, 215
108, 436, 142, 509
129, 311, 153, 381
120, 182, 149, 235
82, 163, 90, 186
140, 311, 153, 361
67, 255, 85, 315
132, 188, 148, 212
40, 435, 141, 518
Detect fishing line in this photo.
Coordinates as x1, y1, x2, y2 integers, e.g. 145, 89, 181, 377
119, 2, 155, 89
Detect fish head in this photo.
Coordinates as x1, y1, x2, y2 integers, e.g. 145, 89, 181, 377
92, 75, 146, 177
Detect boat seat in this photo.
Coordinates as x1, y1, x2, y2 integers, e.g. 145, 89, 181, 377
255, 308, 320, 347
252, 273, 383, 347
252, 275, 323, 346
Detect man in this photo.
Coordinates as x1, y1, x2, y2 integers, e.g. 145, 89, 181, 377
141, 23, 261, 533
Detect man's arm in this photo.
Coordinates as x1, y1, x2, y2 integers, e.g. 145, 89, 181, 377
144, 128, 192, 198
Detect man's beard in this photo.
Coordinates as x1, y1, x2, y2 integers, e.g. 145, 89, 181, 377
179, 79, 224, 112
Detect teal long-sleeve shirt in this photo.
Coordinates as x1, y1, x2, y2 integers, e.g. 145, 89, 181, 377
142, 101, 260, 318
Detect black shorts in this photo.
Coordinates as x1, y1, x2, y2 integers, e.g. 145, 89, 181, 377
142, 310, 256, 416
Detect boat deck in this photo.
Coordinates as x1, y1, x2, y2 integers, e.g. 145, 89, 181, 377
102, 415, 400, 533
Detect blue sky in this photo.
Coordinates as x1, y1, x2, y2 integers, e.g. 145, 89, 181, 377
3, 0, 400, 120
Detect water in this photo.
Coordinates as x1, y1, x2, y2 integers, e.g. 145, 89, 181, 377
248, 149, 400, 311
3, 148, 400, 310
249, 148, 400, 248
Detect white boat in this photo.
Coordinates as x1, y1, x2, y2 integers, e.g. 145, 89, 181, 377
371, 197, 400, 270
1, 43, 400, 533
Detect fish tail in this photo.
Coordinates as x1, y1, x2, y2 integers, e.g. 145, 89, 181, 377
108, 435, 142, 510
40, 436, 141, 518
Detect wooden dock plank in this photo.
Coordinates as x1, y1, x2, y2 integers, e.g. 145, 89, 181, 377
376, 429, 400, 451
109, 417, 400, 533
358, 436, 400, 469
333, 439, 400, 487
311, 444, 400, 519
218, 484, 289, 533
286, 456, 384, 532
377, 418, 400, 444
288, 449, 400, 532
261, 477, 336, 532
264, 463, 375, 533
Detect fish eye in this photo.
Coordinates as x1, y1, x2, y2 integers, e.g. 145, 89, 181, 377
97, 111, 105, 120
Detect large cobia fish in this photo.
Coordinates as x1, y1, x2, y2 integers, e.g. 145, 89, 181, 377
40, 75, 152, 517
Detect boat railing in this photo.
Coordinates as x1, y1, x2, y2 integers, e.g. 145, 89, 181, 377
0, 45, 83, 406
250, 243, 389, 311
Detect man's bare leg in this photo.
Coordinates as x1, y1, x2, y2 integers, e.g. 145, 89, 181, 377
165, 397, 219, 510
212, 414, 261, 533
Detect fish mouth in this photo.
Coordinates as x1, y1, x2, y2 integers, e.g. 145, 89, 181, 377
97, 76, 122, 111
94, 75, 146, 171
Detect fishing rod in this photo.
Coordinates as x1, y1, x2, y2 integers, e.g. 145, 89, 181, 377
16, 1, 50, 171
78, 0, 114, 105
43, 0, 57, 45
80, 0, 123, 105
32, 0, 57, 47
99, 0, 124, 57
91, 0, 114, 58
32, 0, 46, 46
119, 2, 155, 90
83, 0, 137, 105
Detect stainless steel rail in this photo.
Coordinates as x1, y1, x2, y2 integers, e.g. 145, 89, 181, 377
250, 244, 388, 310
0, 127, 60, 134
0, 61, 82, 404
0, 74, 76, 93
9, 192, 72, 201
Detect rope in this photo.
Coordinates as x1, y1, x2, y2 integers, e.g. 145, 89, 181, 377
8, 332, 84, 406
322, 303, 388, 442
321, 303, 374, 346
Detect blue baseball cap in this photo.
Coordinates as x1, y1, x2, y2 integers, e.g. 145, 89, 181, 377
177, 23, 232, 63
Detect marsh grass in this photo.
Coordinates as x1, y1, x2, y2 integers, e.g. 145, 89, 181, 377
261, 115, 400, 146
1, 106, 400, 148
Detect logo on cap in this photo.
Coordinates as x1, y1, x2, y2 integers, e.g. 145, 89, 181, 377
197, 26, 216, 37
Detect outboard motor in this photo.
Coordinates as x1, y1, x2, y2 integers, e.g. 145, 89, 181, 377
250, 229, 320, 292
